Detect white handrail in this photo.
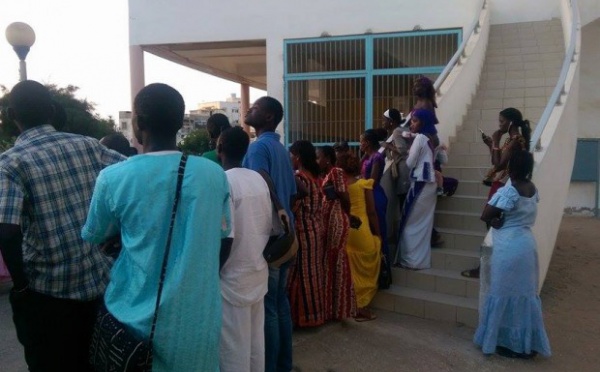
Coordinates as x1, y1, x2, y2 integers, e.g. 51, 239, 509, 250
380, 0, 487, 150
530, 0, 580, 151
434, 0, 487, 93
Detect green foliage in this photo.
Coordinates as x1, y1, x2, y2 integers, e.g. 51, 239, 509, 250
0, 84, 116, 150
178, 129, 211, 155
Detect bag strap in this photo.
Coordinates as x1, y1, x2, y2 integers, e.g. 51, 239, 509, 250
258, 169, 284, 211
149, 154, 188, 346
258, 169, 290, 234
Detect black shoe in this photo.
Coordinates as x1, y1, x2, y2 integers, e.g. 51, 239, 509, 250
496, 346, 537, 359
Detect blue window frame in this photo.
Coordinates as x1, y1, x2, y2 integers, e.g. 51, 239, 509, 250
283, 29, 462, 146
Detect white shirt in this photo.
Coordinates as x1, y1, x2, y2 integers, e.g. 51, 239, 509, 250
220, 168, 273, 306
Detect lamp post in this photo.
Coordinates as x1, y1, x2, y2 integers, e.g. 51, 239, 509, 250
5, 22, 36, 81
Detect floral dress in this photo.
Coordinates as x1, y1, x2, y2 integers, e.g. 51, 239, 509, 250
322, 167, 356, 320
288, 171, 326, 327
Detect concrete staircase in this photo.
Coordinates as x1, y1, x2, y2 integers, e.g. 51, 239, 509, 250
372, 20, 565, 327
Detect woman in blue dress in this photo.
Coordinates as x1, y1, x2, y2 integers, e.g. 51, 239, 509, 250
475, 150, 551, 359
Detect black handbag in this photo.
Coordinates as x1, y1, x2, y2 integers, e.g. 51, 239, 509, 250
89, 154, 188, 372
258, 170, 298, 268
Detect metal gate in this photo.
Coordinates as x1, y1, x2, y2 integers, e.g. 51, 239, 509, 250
284, 29, 461, 147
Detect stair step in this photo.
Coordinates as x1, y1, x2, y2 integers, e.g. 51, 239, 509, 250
441, 180, 489, 197
442, 165, 490, 180
372, 285, 479, 327
436, 194, 488, 214
431, 248, 481, 271
434, 210, 483, 230
434, 227, 486, 251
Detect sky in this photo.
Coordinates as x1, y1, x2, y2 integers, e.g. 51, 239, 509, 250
1, 0, 264, 120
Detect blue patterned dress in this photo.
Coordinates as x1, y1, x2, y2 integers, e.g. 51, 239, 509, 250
474, 185, 551, 357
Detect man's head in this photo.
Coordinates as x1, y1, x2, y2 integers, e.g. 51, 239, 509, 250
8, 80, 54, 131
217, 126, 250, 169
206, 113, 231, 140
133, 83, 184, 144
100, 133, 133, 157
244, 96, 283, 132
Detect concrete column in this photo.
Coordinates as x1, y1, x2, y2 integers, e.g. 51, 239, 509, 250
240, 83, 250, 134
129, 45, 145, 150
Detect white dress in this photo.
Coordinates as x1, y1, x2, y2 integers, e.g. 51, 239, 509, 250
394, 134, 437, 269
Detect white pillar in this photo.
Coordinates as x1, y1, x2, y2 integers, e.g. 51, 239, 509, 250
129, 45, 145, 150
240, 83, 250, 134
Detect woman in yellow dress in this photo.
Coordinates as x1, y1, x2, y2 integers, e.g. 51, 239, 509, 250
337, 152, 381, 321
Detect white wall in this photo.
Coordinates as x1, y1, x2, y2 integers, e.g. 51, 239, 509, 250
565, 182, 597, 216
564, 17, 600, 214
577, 18, 600, 138
129, 0, 478, 46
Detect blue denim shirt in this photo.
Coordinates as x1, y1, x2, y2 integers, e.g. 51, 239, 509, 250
242, 131, 296, 224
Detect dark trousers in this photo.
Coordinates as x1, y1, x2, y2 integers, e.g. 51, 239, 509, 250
9, 288, 100, 372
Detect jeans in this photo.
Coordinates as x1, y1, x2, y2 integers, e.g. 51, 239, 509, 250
9, 288, 99, 372
264, 263, 293, 372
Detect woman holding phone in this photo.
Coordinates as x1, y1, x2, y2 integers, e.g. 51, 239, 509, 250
462, 107, 531, 278
316, 146, 356, 321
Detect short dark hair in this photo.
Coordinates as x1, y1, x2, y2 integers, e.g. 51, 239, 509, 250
258, 96, 284, 127
509, 149, 534, 181
337, 152, 361, 177
362, 129, 383, 149
289, 140, 320, 178
219, 126, 249, 162
134, 83, 184, 137
318, 145, 337, 166
9, 80, 53, 127
100, 133, 132, 157
206, 113, 231, 139
333, 141, 350, 153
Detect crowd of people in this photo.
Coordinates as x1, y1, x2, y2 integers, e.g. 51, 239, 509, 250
0, 75, 551, 371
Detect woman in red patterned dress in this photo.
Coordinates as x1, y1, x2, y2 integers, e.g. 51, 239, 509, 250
317, 146, 356, 321
288, 140, 327, 327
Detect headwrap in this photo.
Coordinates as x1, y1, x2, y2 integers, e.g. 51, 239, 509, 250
412, 109, 438, 135
383, 108, 403, 122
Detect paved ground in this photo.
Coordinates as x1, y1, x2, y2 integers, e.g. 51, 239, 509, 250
1, 216, 599, 371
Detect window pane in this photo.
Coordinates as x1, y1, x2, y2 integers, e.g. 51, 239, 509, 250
287, 39, 365, 74
372, 73, 438, 126
374, 32, 459, 69
287, 78, 365, 144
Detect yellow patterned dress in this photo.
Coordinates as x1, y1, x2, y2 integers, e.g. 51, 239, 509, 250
346, 178, 381, 308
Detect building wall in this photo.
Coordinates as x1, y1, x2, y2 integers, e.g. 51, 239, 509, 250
565, 17, 600, 215
129, 0, 478, 46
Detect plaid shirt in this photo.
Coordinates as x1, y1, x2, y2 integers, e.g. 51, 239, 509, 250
0, 125, 125, 300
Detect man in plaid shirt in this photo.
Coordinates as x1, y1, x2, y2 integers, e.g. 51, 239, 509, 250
0, 80, 125, 371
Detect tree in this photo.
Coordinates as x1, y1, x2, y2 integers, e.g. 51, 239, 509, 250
0, 83, 116, 147
178, 129, 211, 155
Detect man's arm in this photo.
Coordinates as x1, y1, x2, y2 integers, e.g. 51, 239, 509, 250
0, 224, 27, 290
0, 169, 27, 290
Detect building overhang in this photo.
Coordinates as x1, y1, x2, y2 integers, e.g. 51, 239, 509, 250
143, 39, 267, 90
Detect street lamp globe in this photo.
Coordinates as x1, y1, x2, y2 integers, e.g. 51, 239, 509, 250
5, 22, 36, 81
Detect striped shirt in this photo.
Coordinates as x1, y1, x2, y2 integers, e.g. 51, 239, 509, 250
0, 125, 125, 300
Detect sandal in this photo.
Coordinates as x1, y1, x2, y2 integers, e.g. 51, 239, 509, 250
354, 309, 377, 322
461, 267, 480, 279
